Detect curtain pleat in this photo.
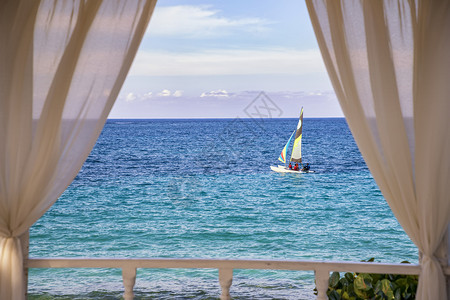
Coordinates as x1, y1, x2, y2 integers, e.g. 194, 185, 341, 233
306, 0, 450, 299
0, 1, 157, 298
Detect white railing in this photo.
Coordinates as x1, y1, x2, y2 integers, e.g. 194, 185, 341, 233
27, 258, 450, 300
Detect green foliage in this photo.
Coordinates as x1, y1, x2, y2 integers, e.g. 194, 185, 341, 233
315, 258, 418, 300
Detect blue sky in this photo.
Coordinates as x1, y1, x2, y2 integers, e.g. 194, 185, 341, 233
109, 0, 343, 118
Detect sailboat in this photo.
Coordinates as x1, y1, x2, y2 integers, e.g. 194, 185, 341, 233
270, 107, 314, 173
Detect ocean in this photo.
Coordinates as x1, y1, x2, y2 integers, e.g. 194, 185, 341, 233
28, 118, 417, 299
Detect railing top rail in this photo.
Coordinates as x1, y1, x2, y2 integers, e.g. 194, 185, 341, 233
25, 257, 446, 275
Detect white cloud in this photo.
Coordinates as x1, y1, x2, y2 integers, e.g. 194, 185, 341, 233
143, 92, 153, 99
122, 91, 154, 102
147, 5, 270, 38
200, 89, 230, 98
125, 92, 137, 102
119, 90, 184, 102
130, 48, 325, 77
157, 89, 172, 97
173, 90, 183, 97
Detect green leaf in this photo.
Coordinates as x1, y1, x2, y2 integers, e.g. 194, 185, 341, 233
329, 289, 341, 300
354, 288, 369, 299
354, 274, 373, 291
341, 291, 350, 300
345, 272, 355, 282
394, 278, 407, 290
330, 272, 340, 288
354, 274, 373, 298
400, 260, 411, 264
339, 277, 349, 290
380, 279, 394, 299
354, 289, 368, 299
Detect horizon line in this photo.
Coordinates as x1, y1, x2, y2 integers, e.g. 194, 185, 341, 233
106, 116, 346, 120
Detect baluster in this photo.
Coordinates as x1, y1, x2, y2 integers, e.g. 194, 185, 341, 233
315, 268, 329, 300
122, 267, 137, 300
219, 268, 233, 300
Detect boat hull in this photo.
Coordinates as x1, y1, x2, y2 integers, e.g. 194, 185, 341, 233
270, 165, 315, 173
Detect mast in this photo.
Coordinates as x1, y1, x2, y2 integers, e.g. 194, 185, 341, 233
290, 107, 303, 163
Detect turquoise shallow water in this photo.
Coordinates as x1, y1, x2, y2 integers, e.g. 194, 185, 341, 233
29, 118, 417, 299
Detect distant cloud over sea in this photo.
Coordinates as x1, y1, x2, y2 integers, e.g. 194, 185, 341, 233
111, 90, 343, 119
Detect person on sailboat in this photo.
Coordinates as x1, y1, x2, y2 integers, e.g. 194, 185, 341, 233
294, 163, 299, 171
302, 163, 310, 172
288, 162, 292, 169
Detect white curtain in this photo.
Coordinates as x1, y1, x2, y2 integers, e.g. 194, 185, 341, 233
306, 0, 450, 299
0, 0, 156, 298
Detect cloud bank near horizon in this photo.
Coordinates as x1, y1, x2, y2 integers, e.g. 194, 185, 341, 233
109, 90, 343, 119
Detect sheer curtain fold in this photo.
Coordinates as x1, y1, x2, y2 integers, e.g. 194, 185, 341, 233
306, 0, 450, 299
0, 1, 157, 298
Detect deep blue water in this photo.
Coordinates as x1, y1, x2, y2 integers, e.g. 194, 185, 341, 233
29, 118, 417, 299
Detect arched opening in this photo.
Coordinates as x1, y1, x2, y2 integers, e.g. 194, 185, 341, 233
24, 1, 416, 297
